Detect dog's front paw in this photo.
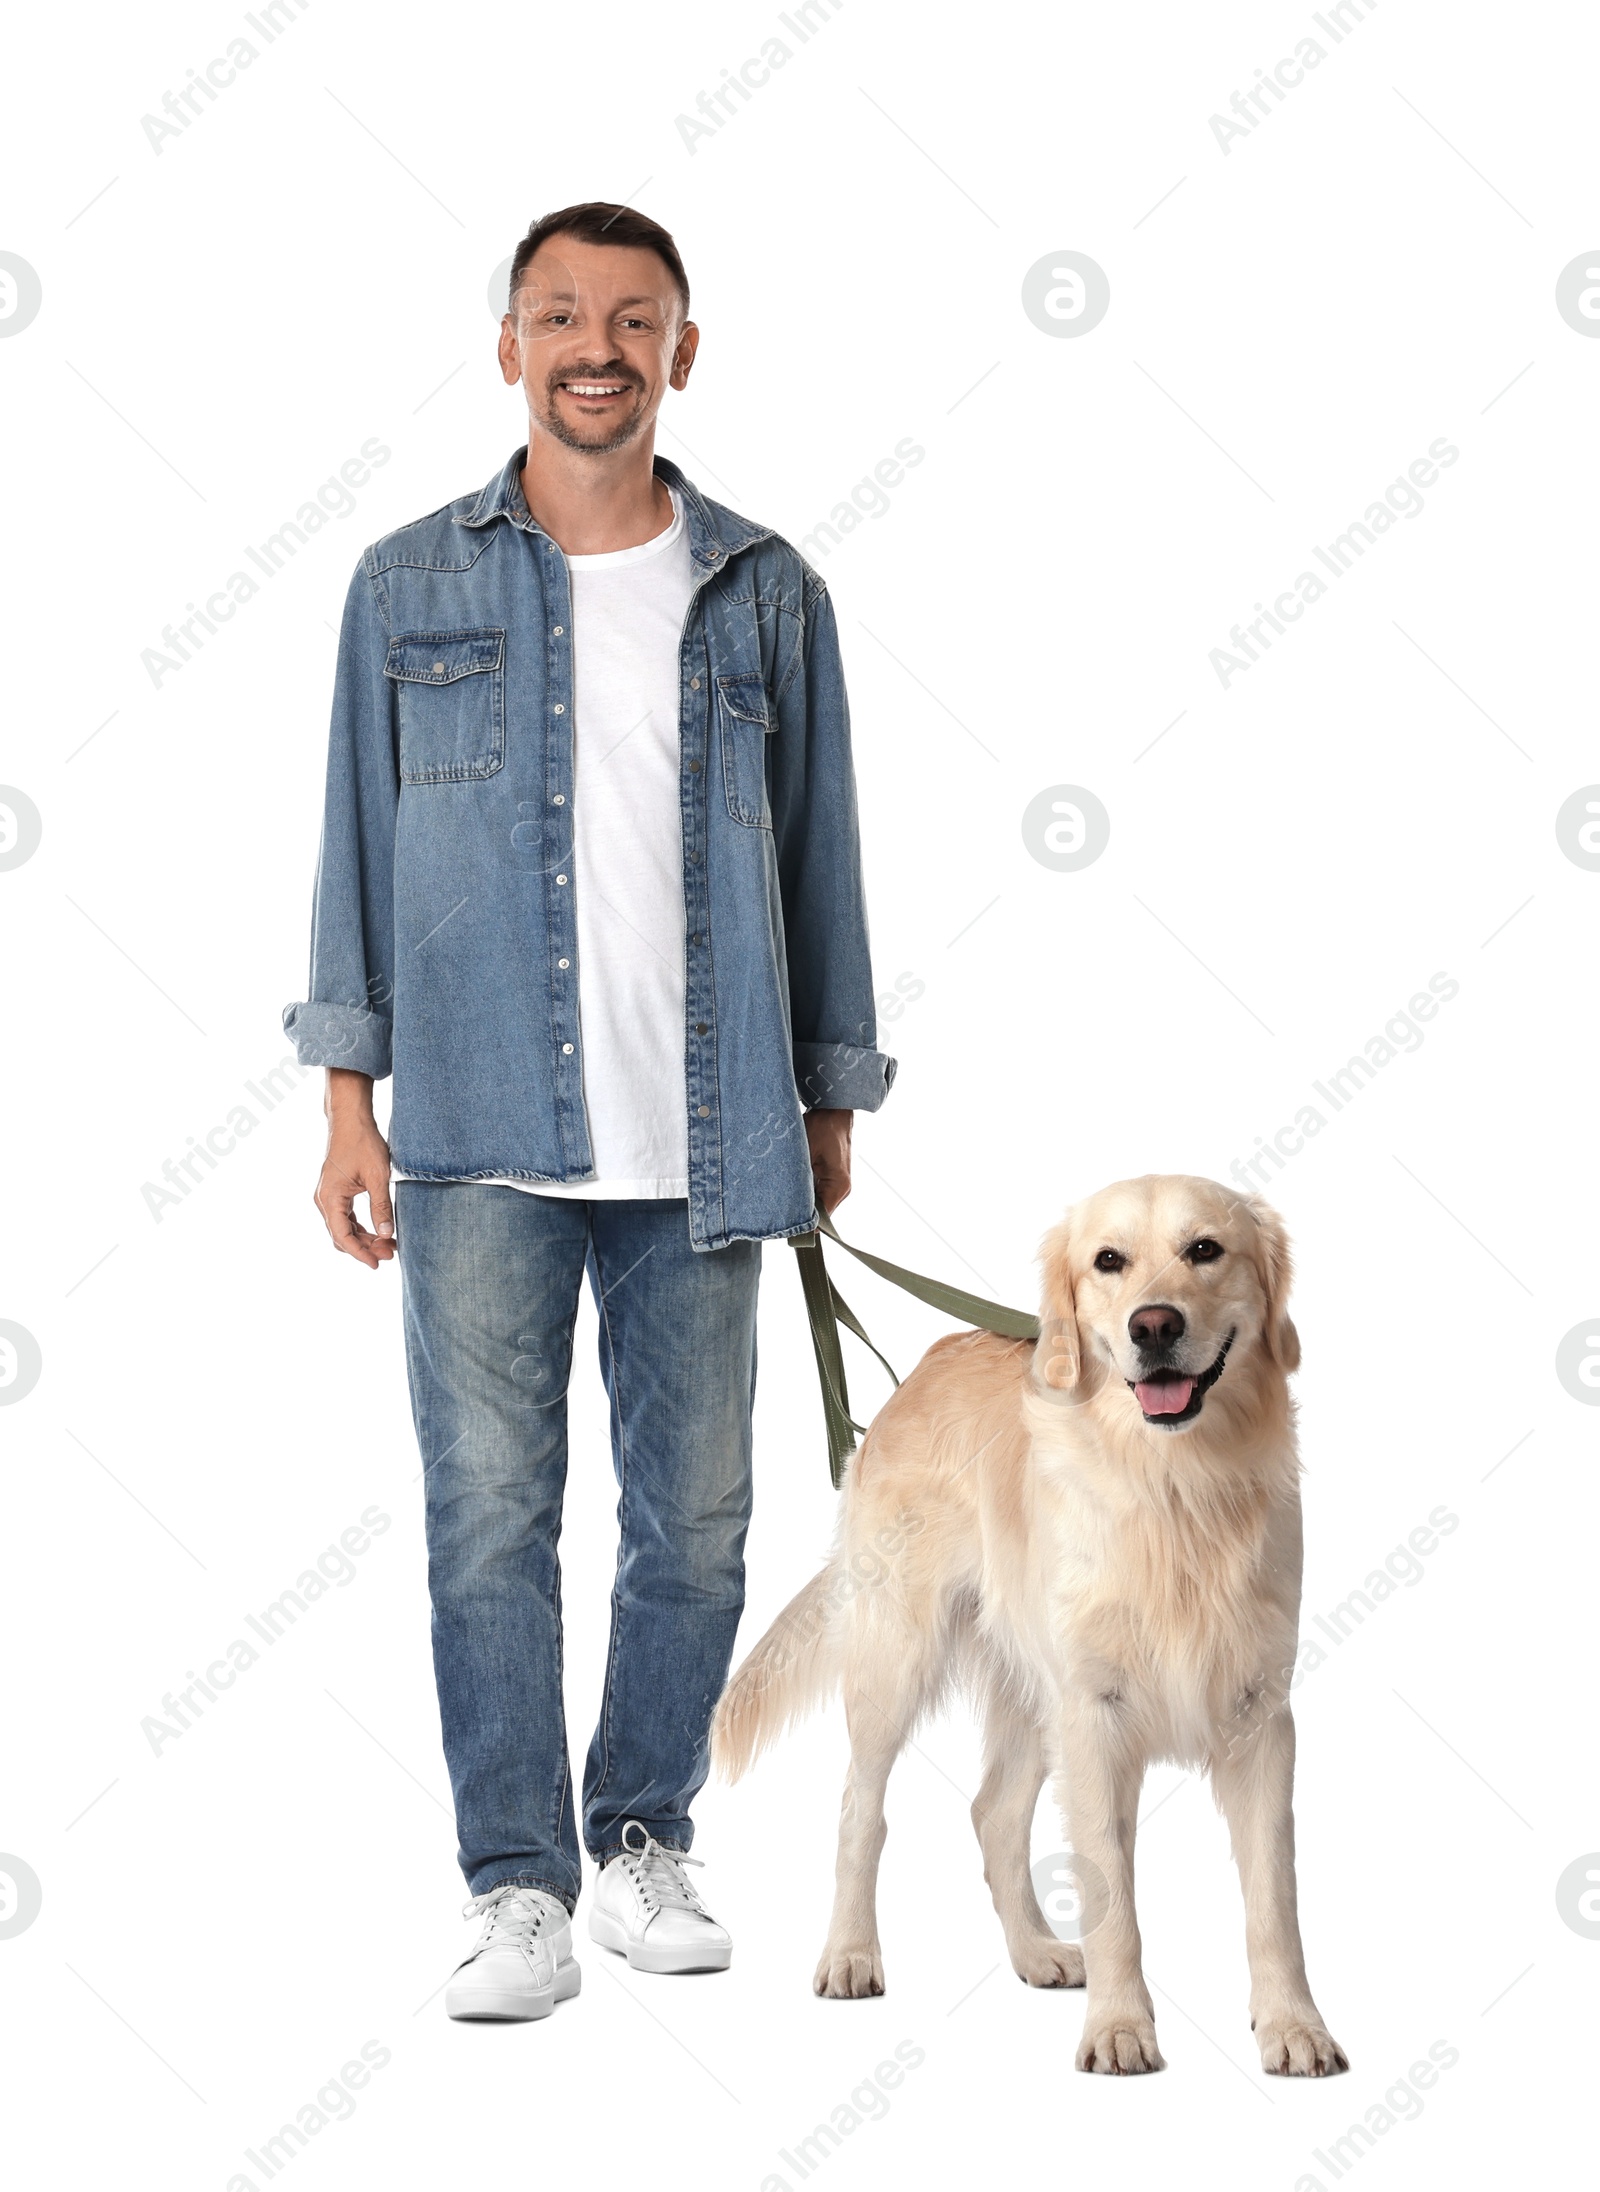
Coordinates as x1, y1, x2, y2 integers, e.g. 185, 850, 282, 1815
813, 1944, 885, 1998
1011, 1937, 1086, 1988
1256, 2014, 1348, 2077
1076, 2011, 1165, 2074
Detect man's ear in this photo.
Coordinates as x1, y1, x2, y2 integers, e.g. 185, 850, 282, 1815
669, 317, 699, 390
1246, 1195, 1300, 1372
1034, 1215, 1083, 1391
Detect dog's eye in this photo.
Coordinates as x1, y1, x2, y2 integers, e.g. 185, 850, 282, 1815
1185, 1238, 1224, 1263
1093, 1249, 1126, 1274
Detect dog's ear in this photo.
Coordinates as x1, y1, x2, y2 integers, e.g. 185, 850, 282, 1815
1245, 1195, 1300, 1372
1035, 1214, 1083, 1391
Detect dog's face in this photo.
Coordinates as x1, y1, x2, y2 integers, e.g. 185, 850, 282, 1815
1036, 1176, 1298, 1434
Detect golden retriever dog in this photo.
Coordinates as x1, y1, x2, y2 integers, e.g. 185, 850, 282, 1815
712, 1175, 1346, 2077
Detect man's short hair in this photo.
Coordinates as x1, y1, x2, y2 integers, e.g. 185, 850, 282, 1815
508, 203, 690, 319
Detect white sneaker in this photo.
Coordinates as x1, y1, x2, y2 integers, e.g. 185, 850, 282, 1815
588, 1821, 732, 1974
446, 1885, 582, 2021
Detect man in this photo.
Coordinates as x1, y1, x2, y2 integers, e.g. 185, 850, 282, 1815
283, 203, 893, 2022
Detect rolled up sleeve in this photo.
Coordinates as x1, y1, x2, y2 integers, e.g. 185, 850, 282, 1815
770, 577, 896, 1112
282, 558, 398, 1078
792, 1038, 897, 1111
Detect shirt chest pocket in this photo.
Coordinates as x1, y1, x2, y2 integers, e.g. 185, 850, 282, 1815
383, 629, 506, 783
717, 673, 774, 828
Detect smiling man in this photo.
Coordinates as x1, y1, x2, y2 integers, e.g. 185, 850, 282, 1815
283, 203, 893, 2022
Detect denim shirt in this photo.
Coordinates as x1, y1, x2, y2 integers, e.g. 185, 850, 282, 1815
282, 449, 895, 1250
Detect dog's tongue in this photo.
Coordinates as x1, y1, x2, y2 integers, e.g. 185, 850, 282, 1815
1136, 1377, 1195, 1416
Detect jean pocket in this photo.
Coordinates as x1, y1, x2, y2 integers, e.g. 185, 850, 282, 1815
717, 673, 773, 827
384, 629, 506, 783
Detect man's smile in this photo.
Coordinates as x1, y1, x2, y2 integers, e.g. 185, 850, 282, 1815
556, 378, 634, 404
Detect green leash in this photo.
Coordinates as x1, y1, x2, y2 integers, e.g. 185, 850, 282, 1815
788, 1211, 1041, 1487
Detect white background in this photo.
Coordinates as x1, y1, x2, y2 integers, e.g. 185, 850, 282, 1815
1, 0, 1594, 2184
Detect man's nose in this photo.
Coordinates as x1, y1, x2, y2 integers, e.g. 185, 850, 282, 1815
1128, 1303, 1185, 1350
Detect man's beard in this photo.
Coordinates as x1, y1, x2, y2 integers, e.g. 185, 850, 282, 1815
535, 370, 647, 454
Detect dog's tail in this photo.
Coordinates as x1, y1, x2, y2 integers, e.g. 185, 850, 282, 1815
710, 1562, 846, 1782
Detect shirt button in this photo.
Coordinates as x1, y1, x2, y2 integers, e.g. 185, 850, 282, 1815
432, 661, 445, 675
553, 703, 565, 715
695, 1022, 708, 1035
553, 625, 564, 636
687, 759, 702, 774
556, 874, 568, 885
697, 1105, 710, 1118
689, 676, 701, 690
557, 957, 570, 969
552, 794, 565, 805
562, 1043, 574, 1055
687, 849, 701, 863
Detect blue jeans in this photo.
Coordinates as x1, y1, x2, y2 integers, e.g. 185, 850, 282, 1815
395, 1183, 761, 1909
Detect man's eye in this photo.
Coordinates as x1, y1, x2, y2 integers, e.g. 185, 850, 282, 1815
1093, 1249, 1125, 1274
1186, 1238, 1224, 1263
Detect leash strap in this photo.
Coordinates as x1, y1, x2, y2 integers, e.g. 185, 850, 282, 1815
788, 1210, 1040, 1487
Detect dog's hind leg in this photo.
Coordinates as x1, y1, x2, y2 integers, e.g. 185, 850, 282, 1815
813, 1627, 937, 1999
972, 1672, 1085, 1988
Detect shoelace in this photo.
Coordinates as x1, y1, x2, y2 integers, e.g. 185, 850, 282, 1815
617, 1819, 711, 1917
461, 1884, 558, 1957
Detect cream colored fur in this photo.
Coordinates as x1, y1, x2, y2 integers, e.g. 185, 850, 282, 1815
712, 1175, 1346, 2077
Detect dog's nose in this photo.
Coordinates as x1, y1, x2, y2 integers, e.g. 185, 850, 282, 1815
1129, 1303, 1185, 1350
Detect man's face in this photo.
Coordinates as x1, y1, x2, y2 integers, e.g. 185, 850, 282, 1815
498, 236, 697, 455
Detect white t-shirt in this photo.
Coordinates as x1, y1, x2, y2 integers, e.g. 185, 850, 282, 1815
430, 488, 696, 1200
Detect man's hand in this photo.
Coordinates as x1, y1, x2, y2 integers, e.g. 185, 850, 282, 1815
804, 1107, 853, 1218
315, 1068, 395, 1269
